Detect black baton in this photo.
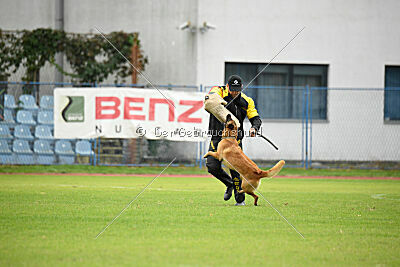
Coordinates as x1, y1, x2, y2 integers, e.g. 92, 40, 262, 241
258, 134, 279, 150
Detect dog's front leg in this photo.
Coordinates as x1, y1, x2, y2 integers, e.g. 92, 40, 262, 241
203, 151, 220, 160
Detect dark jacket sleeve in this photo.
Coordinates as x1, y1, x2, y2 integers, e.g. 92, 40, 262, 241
249, 115, 262, 132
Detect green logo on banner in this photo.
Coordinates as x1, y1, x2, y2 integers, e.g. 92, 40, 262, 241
62, 96, 84, 122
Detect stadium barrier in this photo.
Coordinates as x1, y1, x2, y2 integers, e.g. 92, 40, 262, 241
0, 81, 399, 169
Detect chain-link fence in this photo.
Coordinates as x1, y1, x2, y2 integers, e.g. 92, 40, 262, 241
309, 87, 400, 169
1, 82, 400, 169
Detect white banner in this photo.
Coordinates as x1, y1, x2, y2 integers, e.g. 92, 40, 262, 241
54, 88, 209, 141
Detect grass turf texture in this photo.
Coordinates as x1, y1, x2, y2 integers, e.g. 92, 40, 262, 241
1, 164, 400, 177
0, 174, 399, 266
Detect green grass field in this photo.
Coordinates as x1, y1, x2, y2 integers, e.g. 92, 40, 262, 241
1, 164, 400, 177
0, 171, 399, 266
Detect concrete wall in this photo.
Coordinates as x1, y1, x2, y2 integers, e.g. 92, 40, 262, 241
0, 0, 55, 29
0, 0, 198, 86
64, 0, 198, 86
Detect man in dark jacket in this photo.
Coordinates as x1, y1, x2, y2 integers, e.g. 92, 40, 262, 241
205, 75, 262, 205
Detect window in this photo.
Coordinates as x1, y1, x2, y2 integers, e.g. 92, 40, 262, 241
225, 63, 328, 120
384, 66, 400, 121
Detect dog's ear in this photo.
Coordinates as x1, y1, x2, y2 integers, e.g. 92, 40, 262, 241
228, 123, 234, 130
226, 114, 232, 122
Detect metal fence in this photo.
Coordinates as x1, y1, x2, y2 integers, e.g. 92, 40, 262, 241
1, 81, 400, 169
202, 85, 400, 169
308, 87, 400, 169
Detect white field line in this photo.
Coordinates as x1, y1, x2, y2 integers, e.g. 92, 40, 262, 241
371, 193, 400, 201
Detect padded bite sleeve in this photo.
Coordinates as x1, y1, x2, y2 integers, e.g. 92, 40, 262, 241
204, 93, 240, 127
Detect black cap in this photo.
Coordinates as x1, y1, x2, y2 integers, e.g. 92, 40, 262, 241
227, 75, 243, 91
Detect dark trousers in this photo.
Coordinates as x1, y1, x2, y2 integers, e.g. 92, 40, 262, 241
205, 139, 243, 196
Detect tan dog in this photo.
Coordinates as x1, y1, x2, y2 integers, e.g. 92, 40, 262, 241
204, 114, 285, 206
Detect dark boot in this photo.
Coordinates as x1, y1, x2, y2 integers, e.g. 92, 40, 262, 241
224, 186, 233, 201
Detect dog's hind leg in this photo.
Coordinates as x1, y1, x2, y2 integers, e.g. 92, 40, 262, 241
248, 192, 259, 206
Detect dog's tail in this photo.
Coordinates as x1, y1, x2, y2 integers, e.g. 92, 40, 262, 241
260, 160, 285, 178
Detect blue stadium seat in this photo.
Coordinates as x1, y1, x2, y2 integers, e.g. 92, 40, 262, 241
0, 140, 14, 164
16, 110, 36, 125
0, 110, 16, 125
14, 125, 34, 140
34, 140, 53, 154
0, 125, 13, 140
37, 110, 53, 125
39, 95, 54, 110
13, 139, 33, 153
34, 125, 53, 140
55, 140, 74, 155
34, 140, 55, 164
13, 139, 34, 164
19, 94, 38, 110
4, 94, 17, 109
55, 140, 75, 164
75, 140, 93, 164
75, 140, 93, 156
0, 140, 12, 153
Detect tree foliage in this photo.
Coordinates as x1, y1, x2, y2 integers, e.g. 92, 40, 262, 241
0, 28, 148, 84
0, 30, 21, 80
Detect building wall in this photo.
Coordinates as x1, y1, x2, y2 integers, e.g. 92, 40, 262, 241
2, 0, 399, 87
1, 0, 399, 162
0, 0, 55, 29
197, 0, 400, 88
0, 0, 57, 83
196, 0, 400, 162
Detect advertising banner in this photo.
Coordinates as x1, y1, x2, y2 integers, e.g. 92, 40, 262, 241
54, 88, 209, 141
